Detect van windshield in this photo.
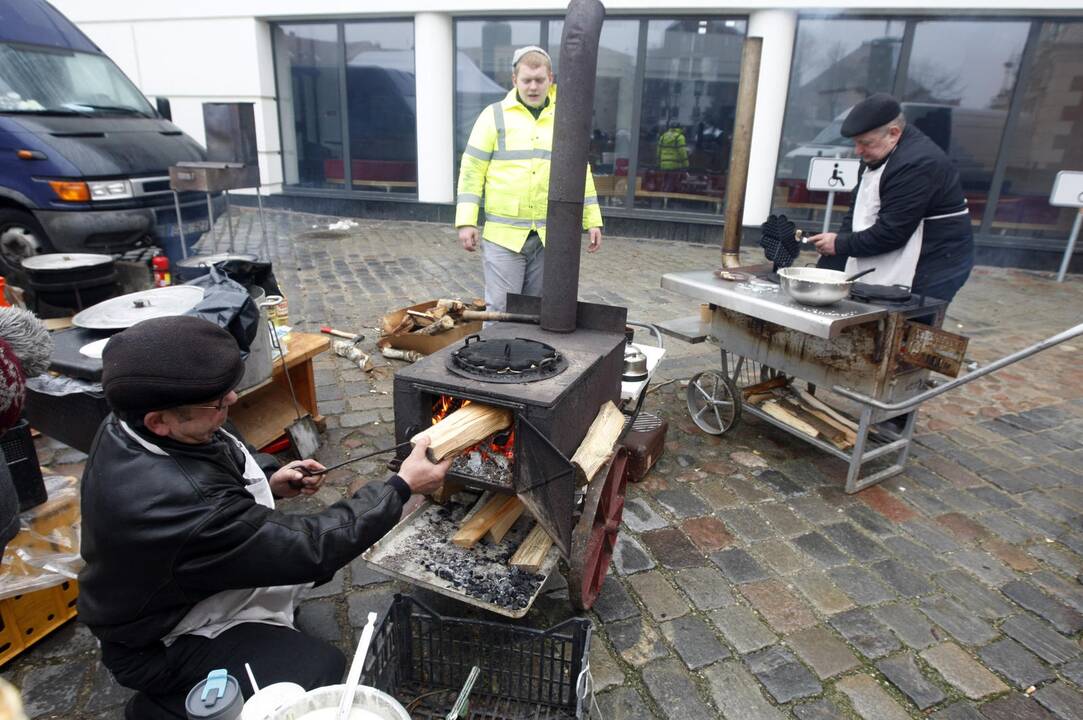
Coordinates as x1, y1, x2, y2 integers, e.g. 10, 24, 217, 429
0, 43, 154, 117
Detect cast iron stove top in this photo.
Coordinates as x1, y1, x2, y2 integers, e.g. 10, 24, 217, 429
447, 335, 568, 383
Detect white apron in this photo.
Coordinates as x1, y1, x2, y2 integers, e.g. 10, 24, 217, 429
844, 158, 923, 288
119, 422, 310, 645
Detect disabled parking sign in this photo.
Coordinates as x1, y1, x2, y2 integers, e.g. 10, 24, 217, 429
807, 157, 861, 192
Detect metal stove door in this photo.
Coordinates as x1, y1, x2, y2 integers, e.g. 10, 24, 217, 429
514, 416, 575, 558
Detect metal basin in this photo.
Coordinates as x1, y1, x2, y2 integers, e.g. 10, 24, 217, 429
778, 267, 852, 306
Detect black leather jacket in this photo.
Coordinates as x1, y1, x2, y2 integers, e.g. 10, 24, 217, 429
78, 415, 408, 649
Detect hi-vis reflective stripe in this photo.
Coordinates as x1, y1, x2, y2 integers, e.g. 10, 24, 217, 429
457, 193, 481, 204
491, 102, 506, 151
485, 214, 545, 228
492, 149, 552, 161
464, 145, 491, 161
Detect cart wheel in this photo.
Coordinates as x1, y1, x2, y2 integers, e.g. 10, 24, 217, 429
686, 370, 742, 436
569, 447, 629, 611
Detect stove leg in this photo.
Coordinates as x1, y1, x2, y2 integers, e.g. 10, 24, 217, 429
893, 410, 919, 467
845, 406, 874, 493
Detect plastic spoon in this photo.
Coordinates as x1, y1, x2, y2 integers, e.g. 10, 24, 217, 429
336, 611, 378, 720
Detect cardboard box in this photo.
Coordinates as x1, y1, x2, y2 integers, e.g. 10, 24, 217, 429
378, 300, 482, 356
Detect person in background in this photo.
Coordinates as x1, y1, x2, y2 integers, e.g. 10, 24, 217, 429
809, 93, 974, 302
78, 316, 450, 719
456, 45, 603, 314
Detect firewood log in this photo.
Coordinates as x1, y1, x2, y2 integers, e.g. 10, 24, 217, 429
411, 403, 512, 462
509, 522, 553, 572
570, 401, 626, 486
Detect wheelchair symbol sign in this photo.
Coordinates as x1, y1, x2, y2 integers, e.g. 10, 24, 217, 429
807, 157, 861, 192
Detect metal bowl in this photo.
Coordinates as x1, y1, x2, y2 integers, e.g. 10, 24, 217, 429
777, 267, 852, 306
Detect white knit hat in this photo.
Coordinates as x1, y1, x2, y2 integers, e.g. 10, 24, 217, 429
512, 45, 551, 68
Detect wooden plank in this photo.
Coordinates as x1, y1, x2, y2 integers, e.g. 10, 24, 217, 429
761, 400, 819, 438
486, 497, 525, 543
570, 401, 625, 486
777, 398, 850, 448
794, 388, 859, 432
509, 523, 554, 573
229, 385, 300, 450
452, 494, 519, 548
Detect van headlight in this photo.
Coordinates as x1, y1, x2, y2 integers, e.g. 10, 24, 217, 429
87, 180, 133, 200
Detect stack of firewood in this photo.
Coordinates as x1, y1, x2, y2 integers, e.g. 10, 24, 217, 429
416, 400, 625, 573
742, 377, 858, 449
380, 298, 487, 340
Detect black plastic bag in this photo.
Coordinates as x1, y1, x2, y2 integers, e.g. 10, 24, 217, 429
183, 268, 259, 358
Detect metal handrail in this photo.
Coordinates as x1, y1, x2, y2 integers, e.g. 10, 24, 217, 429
832, 321, 1083, 412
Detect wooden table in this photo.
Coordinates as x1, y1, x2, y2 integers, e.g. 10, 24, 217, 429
227, 332, 330, 450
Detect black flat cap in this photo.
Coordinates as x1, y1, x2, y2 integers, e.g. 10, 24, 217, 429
841, 93, 902, 137
102, 316, 245, 418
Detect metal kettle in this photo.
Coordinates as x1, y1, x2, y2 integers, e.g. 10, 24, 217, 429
623, 348, 648, 381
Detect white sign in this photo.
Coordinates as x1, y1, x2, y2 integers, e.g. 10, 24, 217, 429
807, 157, 862, 192
1050, 170, 1083, 208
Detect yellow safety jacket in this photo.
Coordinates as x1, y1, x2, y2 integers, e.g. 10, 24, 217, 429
456, 86, 603, 253
658, 128, 688, 170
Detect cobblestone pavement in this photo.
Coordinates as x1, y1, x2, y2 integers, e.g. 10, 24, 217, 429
6, 209, 1083, 719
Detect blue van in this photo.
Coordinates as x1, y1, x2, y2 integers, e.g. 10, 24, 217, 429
0, 0, 213, 278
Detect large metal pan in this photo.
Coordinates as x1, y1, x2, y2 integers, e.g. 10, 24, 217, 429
778, 267, 874, 306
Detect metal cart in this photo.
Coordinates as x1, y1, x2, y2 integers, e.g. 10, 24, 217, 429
659, 269, 1083, 493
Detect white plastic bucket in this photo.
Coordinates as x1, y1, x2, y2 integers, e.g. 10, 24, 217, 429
240, 682, 305, 720
268, 684, 409, 720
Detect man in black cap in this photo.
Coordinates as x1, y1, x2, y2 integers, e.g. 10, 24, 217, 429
78, 316, 450, 719
809, 93, 974, 302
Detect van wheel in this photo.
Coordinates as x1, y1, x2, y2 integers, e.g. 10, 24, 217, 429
0, 209, 50, 281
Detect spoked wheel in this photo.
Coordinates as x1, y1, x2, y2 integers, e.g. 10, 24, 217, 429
569, 447, 629, 610
686, 369, 742, 436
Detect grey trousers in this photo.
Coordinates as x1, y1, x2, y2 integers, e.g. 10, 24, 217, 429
481, 232, 545, 314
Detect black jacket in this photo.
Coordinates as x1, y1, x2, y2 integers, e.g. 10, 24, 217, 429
77, 415, 409, 650
834, 125, 974, 291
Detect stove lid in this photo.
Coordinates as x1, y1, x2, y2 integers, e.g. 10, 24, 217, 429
22, 253, 113, 271
71, 285, 204, 329
851, 282, 912, 303
447, 335, 568, 383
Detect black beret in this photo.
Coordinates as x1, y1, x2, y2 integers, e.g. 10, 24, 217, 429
841, 93, 902, 138
102, 316, 245, 417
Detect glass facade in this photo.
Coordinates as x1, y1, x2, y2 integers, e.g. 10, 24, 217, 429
274, 19, 417, 193
453, 16, 747, 215
774, 15, 1083, 252
270, 12, 1083, 260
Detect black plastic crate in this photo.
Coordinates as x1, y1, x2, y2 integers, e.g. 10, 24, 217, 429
364, 594, 593, 719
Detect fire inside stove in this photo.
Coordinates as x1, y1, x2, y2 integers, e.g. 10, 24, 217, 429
432, 395, 515, 488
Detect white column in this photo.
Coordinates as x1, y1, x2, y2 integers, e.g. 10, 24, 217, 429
414, 13, 454, 204
743, 9, 797, 227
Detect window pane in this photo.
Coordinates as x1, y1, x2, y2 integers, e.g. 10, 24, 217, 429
989, 22, 1083, 241
774, 19, 904, 228
903, 19, 1029, 227
455, 20, 542, 156
344, 21, 417, 193
548, 19, 640, 208
274, 24, 343, 189
634, 19, 747, 214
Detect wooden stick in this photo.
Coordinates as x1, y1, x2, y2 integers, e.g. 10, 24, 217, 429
452, 494, 519, 548
570, 401, 626, 486
509, 522, 554, 573
741, 375, 791, 397
416, 315, 454, 336
761, 400, 819, 438
777, 398, 850, 447
805, 407, 858, 445
486, 497, 525, 543
430, 480, 464, 505
411, 403, 512, 462
795, 388, 859, 432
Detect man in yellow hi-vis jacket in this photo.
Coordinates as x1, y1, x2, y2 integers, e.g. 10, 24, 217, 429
456, 46, 603, 314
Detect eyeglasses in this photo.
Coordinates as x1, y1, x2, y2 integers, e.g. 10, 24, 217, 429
190, 394, 231, 412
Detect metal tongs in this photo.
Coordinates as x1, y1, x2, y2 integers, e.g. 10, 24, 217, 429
294, 441, 412, 478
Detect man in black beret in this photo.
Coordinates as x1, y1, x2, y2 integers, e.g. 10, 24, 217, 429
78, 316, 450, 719
809, 93, 974, 302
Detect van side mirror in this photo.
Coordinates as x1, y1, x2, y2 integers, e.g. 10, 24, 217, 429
155, 97, 172, 121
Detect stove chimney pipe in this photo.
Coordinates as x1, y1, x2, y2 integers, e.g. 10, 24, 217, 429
540, 0, 605, 333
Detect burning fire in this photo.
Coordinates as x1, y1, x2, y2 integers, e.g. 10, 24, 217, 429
432, 395, 515, 462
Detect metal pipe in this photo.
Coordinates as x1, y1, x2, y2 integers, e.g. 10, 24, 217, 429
720, 36, 762, 269
540, 0, 605, 333
832, 321, 1083, 412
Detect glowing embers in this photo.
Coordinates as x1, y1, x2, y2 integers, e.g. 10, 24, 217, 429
432, 395, 515, 488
